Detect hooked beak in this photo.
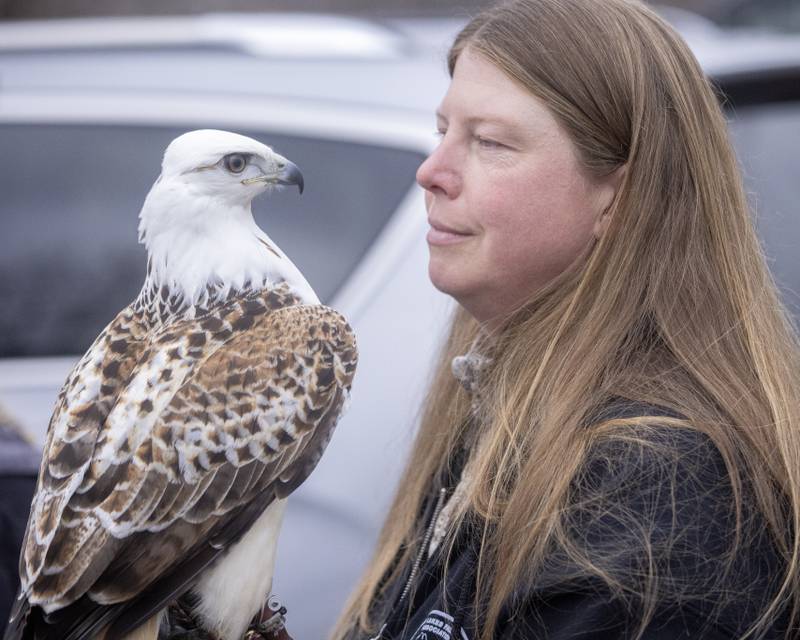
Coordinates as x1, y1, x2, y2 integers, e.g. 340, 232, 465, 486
242, 159, 304, 194
277, 160, 304, 194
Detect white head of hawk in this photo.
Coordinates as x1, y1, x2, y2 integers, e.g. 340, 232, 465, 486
6, 130, 357, 640
139, 129, 316, 308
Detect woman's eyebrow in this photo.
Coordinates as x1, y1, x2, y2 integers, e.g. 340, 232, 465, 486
436, 111, 530, 138
438, 110, 523, 131
472, 118, 536, 145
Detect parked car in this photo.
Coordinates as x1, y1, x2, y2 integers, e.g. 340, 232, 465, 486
0, 9, 798, 638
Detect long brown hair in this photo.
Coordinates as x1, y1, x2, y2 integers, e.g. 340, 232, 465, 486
332, 1, 800, 638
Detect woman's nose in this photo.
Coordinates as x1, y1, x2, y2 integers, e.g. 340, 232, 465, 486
416, 143, 462, 199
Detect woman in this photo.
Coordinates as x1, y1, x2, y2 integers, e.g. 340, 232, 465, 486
332, 0, 800, 639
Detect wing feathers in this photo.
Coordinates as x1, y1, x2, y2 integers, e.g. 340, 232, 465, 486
17, 286, 357, 640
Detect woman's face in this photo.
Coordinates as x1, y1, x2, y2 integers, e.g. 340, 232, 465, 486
416, 48, 619, 326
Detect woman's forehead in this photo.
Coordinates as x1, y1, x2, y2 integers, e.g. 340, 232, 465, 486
438, 51, 560, 137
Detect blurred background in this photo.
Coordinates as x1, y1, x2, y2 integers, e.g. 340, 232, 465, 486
0, 0, 798, 638
0, 0, 796, 27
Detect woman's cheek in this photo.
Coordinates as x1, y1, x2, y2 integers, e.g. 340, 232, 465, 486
478, 179, 530, 231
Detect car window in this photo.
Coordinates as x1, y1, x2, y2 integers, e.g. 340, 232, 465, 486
716, 0, 800, 32
727, 102, 800, 321
0, 124, 424, 357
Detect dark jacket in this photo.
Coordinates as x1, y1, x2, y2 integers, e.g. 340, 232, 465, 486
349, 403, 792, 640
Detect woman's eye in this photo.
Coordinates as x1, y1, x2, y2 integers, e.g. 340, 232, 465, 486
223, 153, 248, 173
434, 129, 446, 139
476, 135, 502, 149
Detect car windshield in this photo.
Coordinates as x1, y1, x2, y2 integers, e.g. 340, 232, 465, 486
0, 124, 424, 357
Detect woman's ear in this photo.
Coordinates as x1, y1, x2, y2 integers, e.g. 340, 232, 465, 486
592, 163, 627, 240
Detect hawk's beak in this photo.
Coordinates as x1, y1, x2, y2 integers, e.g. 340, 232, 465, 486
277, 161, 304, 194
242, 160, 304, 194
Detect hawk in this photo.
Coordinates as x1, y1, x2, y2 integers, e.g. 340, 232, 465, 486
4, 130, 358, 640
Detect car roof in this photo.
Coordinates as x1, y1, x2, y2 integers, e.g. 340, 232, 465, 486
0, 13, 410, 58
2, 10, 799, 98
0, 14, 462, 116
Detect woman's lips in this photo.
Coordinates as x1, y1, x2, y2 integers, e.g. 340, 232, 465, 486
427, 219, 472, 246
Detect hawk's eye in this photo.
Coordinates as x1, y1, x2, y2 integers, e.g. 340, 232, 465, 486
223, 153, 248, 174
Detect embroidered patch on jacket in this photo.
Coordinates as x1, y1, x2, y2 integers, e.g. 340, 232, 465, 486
409, 610, 470, 640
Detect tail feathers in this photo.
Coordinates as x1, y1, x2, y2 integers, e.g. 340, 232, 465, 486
44, 595, 124, 640
115, 613, 160, 640
3, 592, 125, 640
3, 591, 31, 640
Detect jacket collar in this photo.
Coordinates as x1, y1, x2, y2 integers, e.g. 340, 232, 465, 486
451, 330, 493, 399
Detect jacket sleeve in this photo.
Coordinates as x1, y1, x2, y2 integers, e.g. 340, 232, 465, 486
495, 587, 733, 639
495, 426, 788, 639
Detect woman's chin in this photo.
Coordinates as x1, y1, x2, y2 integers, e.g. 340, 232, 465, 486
427, 261, 482, 310
427, 260, 463, 296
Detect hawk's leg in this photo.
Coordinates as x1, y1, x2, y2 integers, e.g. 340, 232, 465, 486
160, 593, 216, 640
244, 596, 290, 640
159, 593, 292, 640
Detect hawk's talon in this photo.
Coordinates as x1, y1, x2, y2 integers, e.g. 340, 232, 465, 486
244, 596, 289, 639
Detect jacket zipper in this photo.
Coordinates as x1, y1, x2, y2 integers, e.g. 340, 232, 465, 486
369, 487, 448, 640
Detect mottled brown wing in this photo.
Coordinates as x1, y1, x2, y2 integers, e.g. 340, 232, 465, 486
21, 302, 356, 634
19, 303, 152, 591
18, 286, 301, 612
6, 303, 153, 640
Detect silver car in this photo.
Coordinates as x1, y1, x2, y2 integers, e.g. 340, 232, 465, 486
0, 9, 798, 638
